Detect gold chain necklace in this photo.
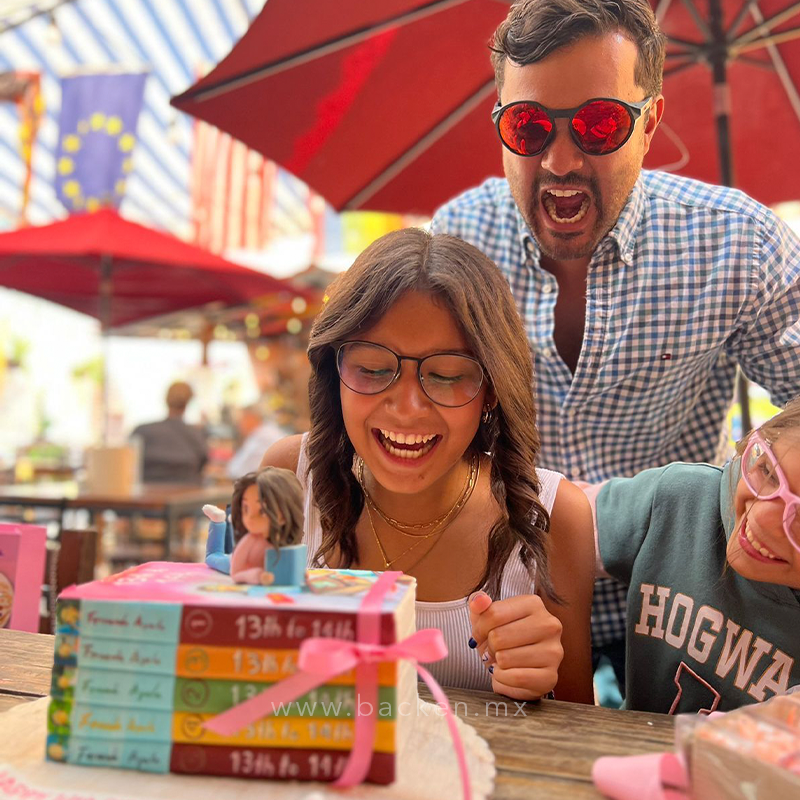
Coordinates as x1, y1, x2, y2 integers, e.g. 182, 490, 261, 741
357, 453, 477, 537
364, 457, 479, 569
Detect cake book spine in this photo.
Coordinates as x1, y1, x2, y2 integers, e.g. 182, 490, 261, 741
50, 665, 177, 709
49, 697, 173, 742
173, 713, 397, 751
170, 744, 395, 784
57, 596, 398, 650
175, 643, 397, 685
54, 632, 179, 675
56, 597, 182, 643
46, 732, 171, 773
180, 605, 396, 648
174, 678, 397, 717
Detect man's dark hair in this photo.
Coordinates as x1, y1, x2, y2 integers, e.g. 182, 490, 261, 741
491, 0, 666, 98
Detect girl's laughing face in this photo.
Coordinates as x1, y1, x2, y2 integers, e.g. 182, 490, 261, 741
339, 290, 488, 499
727, 433, 800, 590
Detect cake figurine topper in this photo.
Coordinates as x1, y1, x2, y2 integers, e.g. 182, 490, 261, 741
203, 466, 306, 586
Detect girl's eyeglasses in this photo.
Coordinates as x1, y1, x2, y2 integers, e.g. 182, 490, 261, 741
741, 429, 800, 552
336, 341, 485, 408
492, 96, 652, 157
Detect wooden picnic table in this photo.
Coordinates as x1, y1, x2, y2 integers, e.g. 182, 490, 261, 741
0, 628, 674, 798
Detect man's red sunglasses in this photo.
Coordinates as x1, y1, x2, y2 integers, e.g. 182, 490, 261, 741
492, 97, 652, 157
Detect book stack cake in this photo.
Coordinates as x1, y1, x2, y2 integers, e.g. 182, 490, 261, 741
46, 562, 417, 784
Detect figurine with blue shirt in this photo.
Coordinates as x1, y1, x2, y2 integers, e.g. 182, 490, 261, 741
203, 467, 305, 586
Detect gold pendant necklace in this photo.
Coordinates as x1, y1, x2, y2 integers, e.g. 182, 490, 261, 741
357, 453, 477, 537
363, 456, 479, 570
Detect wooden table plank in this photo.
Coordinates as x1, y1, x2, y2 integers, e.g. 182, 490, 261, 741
0, 629, 675, 799
421, 685, 673, 794
0, 628, 53, 697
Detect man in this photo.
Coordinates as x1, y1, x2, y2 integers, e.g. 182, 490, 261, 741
431, 0, 800, 679
131, 381, 208, 484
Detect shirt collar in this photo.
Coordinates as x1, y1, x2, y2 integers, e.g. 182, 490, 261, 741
607, 175, 646, 266
515, 173, 647, 268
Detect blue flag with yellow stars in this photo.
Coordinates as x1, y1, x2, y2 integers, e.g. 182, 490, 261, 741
55, 72, 147, 213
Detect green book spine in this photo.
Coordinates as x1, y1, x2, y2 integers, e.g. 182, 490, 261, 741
175, 678, 397, 717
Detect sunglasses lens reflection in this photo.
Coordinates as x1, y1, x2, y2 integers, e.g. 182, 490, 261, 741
498, 100, 635, 156
572, 100, 633, 154
498, 104, 552, 156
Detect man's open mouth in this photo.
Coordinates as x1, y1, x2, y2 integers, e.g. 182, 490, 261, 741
541, 189, 590, 224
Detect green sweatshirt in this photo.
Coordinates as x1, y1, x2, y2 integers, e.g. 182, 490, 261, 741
597, 461, 800, 714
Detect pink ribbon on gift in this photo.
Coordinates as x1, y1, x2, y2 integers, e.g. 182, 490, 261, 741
204, 571, 472, 800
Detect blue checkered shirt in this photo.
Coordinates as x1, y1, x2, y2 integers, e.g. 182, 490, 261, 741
432, 170, 800, 647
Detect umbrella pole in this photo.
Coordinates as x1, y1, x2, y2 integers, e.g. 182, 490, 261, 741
100, 253, 112, 445
709, 0, 752, 435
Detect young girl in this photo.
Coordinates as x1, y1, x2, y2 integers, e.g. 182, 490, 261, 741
262, 228, 595, 703
593, 397, 800, 714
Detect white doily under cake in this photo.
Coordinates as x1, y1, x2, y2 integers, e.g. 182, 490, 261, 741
0, 698, 495, 800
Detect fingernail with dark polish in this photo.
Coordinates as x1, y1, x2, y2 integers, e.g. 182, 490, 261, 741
468, 637, 477, 649
481, 651, 489, 662
488, 665, 494, 674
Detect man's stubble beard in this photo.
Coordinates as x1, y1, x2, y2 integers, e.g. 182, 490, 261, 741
509, 146, 645, 263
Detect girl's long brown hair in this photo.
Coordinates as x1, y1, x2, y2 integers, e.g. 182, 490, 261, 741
306, 228, 555, 599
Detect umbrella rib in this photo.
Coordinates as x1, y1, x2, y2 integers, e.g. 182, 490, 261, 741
735, 25, 800, 53
726, 0, 762, 38
181, 0, 475, 104
664, 51, 703, 62
665, 34, 707, 51
654, 0, 674, 21
341, 79, 497, 210
743, 3, 800, 126
734, 1, 800, 45
663, 59, 703, 76
679, 0, 714, 41
736, 54, 777, 68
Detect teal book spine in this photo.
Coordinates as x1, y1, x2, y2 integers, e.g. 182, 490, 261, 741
46, 732, 171, 773
55, 597, 182, 643
54, 633, 178, 675
51, 665, 176, 710
62, 700, 173, 742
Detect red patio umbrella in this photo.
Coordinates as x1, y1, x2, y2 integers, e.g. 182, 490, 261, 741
171, 0, 800, 216
172, 0, 507, 217
648, 0, 800, 208
0, 209, 293, 330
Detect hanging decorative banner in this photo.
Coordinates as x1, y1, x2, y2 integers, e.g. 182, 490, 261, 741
0, 71, 44, 226
55, 71, 147, 213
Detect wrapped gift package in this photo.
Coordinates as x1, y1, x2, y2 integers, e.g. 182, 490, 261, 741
0, 522, 47, 631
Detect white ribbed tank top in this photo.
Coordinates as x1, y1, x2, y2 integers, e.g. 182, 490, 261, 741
295, 434, 563, 690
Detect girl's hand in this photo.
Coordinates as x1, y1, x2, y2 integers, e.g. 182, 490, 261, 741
469, 591, 563, 701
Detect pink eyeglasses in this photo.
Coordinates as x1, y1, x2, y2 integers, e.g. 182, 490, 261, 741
741, 429, 800, 552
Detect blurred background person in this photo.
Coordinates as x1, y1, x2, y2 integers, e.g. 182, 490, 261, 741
226, 402, 293, 479
131, 381, 208, 484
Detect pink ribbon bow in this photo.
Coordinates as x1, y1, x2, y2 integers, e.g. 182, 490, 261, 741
204, 571, 472, 800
